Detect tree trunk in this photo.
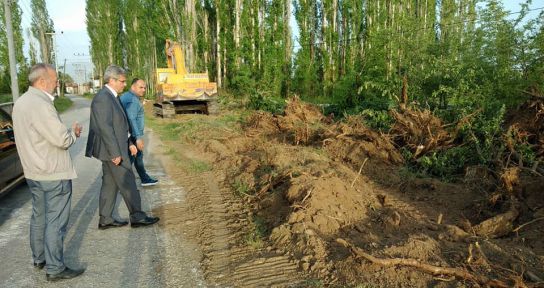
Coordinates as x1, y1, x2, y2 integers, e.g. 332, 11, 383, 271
235, 0, 241, 67
216, 4, 222, 88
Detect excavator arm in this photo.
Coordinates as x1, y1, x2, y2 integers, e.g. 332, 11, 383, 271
165, 39, 187, 76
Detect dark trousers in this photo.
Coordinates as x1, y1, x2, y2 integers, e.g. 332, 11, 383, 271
99, 161, 146, 224
27, 179, 72, 275
131, 150, 150, 181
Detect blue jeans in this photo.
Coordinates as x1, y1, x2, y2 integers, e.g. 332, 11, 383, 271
131, 150, 151, 181
27, 179, 72, 275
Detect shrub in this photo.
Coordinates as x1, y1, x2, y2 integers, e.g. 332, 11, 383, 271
247, 92, 286, 114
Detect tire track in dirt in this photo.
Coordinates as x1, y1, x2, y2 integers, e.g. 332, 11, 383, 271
156, 153, 305, 287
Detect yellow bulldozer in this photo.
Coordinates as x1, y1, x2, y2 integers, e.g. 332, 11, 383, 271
153, 39, 218, 117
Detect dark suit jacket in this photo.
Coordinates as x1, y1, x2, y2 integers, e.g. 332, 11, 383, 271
85, 86, 133, 169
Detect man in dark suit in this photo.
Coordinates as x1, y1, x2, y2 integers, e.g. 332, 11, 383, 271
85, 65, 159, 229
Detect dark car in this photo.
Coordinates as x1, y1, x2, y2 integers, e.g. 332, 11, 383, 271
0, 106, 24, 197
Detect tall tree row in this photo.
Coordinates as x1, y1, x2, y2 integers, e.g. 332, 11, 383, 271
85, 0, 543, 108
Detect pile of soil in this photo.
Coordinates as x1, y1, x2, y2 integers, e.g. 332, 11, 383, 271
177, 97, 544, 287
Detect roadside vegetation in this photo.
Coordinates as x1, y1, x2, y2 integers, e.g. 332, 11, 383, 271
53, 96, 73, 113
1, 93, 73, 114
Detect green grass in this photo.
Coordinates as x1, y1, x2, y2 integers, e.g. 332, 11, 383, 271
233, 179, 252, 197
53, 96, 73, 113
0, 94, 13, 104
164, 147, 212, 173
244, 215, 267, 249
184, 159, 211, 173
82, 92, 94, 99
1, 94, 73, 114
146, 111, 248, 143
302, 279, 324, 287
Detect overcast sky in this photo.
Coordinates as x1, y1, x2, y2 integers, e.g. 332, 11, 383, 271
16, 0, 543, 84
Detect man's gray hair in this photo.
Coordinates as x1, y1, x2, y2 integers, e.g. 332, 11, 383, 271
104, 65, 126, 83
28, 63, 55, 85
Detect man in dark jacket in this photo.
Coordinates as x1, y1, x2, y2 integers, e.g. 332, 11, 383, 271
85, 65, 159, 229
120, 78, 158, 186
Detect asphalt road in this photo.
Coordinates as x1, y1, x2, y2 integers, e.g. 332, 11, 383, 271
0, 95, 205, 287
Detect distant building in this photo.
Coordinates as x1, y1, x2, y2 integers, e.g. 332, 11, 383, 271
65, 83, 91, 95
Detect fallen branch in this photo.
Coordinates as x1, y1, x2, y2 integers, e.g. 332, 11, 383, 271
336, 238, 509, 288
351, 157, 368, 187
513, 217, 544, 233
301, 188, 313, 204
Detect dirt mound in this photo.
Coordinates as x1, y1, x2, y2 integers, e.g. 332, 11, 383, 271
204, 114, 543, 287
245, 97, 403, 168
325, 116, 404, 167
245, 97, 329, 145
183, 99, 544, 287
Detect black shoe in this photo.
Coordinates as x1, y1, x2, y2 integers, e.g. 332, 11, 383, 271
33, 262, 45, 269
141, 178, 159, 187
46, 267, 85, 281
98, 220, 129, 230
131, 216, 160, 228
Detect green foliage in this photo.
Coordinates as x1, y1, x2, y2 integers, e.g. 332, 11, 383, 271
0, 1, 25, 94
30, 0, 54, 64
247, 92, 286, 114
244, 215, 268, 249
53, 96, 73, 113
84, 0, 544, 183
184, 159, 211, 173
233, 179, 252, 197
360, 109, 393, 131
154, 122, 183, 141
406, 102, 507, 180
416, 147, 473, 179
456, 103, 506, 164
228, 65, 256, 97
0, 94, 12, 104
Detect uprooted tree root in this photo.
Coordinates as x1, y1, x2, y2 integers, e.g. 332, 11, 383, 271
389, 107, 454, 158
336, 238, 510, 288
466, 167, 523, 238
324, 116, 404, 165
472, 196, 520, 239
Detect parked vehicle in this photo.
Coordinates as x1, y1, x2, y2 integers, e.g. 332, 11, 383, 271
0, 106, 24, 197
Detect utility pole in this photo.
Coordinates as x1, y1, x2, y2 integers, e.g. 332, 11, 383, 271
4, 0, 19, 102
45, 31, 60, 96
62, 58, 67, 96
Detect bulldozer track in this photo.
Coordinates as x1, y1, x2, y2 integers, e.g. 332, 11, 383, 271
172, 171, 305, 287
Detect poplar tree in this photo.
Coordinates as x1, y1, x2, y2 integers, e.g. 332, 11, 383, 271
30, 0, 54, 64
0, 1, 26, 93
86, 0, 124, 84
